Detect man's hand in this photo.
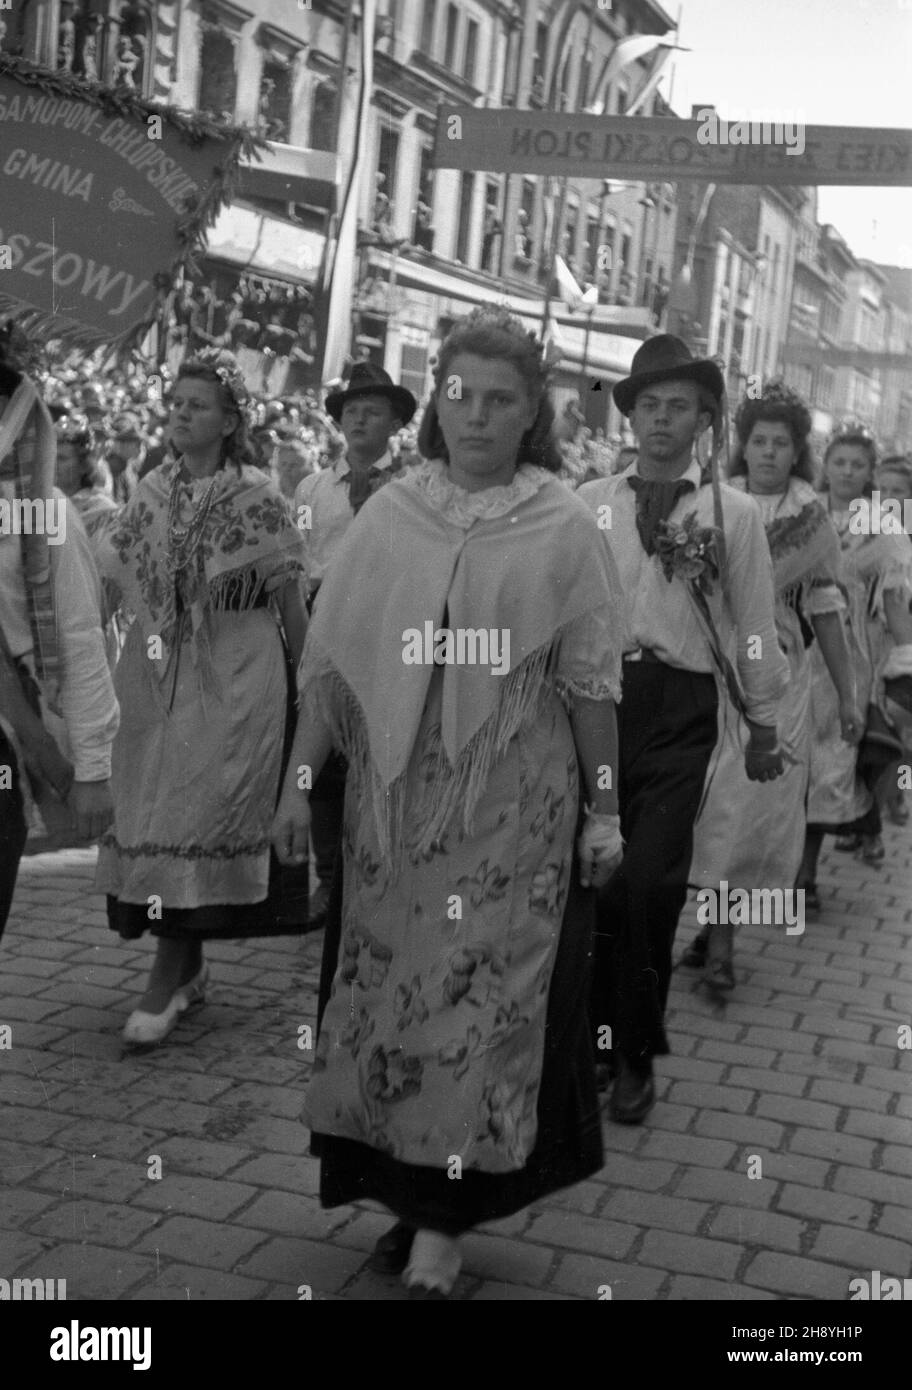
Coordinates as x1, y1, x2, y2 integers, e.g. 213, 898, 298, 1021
272, 792, 312, 867
68, 779, 113, 841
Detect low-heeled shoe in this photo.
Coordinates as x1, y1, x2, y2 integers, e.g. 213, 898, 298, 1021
123, 965, 208, 1046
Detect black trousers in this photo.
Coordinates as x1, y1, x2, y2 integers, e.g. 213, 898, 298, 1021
0, 730, 29, 942
591, 661, 718, 1063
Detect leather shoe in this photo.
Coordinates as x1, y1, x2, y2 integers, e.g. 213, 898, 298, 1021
609, 1056, 655, 1125
123, 964, 208, 1046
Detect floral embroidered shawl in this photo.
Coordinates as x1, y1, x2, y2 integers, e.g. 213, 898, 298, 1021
96, 459, 306, 683
731, 477, 842, 596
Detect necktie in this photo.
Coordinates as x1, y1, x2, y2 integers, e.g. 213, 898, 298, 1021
627, 475, 696, 557
346, 467, 376, 515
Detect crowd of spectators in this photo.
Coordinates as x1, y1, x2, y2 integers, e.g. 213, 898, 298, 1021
37, 341, 636, 509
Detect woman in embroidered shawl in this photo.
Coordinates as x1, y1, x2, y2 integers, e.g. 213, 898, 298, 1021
273, 309, 625, 1298
95, 350, 308, 1046
797, 422, 912, 895
685, 384, 859, 987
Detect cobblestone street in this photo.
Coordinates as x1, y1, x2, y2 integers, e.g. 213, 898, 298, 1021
1, 830, 910, 1303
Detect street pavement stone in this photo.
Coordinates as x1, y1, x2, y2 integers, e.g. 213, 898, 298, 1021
0, 831, 910, 1300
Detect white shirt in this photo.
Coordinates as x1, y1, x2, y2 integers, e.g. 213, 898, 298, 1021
579, 459, 790, 726
0, 489, 119, 781
293, 449, 400, 587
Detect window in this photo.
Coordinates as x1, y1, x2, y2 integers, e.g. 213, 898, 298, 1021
531, 20, 548, 101
482, 180, 502, 272
258, 61, 291, 143
578, 49, 592, 108
456, 171, 475, 263
563, 204, 579, 273
515, 178, 535, 262
376, 124, 400, 230
463, 19, 478, 83
420, 0, 437, 55
533, 21, 548, 84
597, 220, 616, 299
444, 4, 459, 69
400, 341, 429, 403
585, 214, 600, 278
412, 145, 435, 250
198, 28, 237, 122
310, 82, 336, 152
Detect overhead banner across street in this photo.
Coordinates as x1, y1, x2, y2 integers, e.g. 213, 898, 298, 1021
432, 109, 912, 186
0, 56, 259, 350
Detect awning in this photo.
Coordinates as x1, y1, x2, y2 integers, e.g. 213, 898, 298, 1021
204, 203, 325, 285
238, 142, 341, 211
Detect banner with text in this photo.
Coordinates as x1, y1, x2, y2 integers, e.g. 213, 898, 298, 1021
432, 109, 912, 186
0, 59, 250, 348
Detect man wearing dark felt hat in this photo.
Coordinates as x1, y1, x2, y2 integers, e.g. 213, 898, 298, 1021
293, 361, 417, 927
579, 335, 790, 1125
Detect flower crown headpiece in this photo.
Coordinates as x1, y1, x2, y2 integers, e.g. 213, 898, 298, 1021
735, 378, 811, 441
826, 417, 877, 451
436, 305, 551, 385
183, 348, 250, 411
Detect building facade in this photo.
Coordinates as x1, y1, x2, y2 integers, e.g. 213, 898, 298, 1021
668, 149, 806, 410
355, 0, 682, 427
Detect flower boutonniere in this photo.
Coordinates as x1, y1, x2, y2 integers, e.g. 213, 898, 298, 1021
653, 510, 722, 595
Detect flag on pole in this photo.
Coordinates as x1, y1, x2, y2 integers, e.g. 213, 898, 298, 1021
586, 35, 667, 115
625, 44, 674, 116
320, 0, 377, 384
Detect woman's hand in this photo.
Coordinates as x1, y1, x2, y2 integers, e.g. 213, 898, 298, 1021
838, 698, 865, 745
578, 811, 623, 889
68, 779, 113, 841
272, 791, 311, 867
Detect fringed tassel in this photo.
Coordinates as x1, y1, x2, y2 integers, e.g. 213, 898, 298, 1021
300, 640, 559, 876
415, 642, 557, 857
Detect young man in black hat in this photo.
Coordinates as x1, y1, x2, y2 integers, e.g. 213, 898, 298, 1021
293, 361, 417, 925
579, 335, 790, 1124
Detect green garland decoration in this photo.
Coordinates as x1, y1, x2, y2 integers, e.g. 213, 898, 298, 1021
0, 53, 270, 357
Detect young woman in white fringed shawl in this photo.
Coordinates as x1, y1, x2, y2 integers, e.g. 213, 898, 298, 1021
273, 309, 626, 1298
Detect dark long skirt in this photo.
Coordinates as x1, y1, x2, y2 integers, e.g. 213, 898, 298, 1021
310, 817, 604, 1235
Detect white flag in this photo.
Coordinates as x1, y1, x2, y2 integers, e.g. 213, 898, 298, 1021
554, 254, 584, 310
586, 35, 667, 115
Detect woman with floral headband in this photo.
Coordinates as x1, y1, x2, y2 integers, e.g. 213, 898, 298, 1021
683, 383, 859, 987
273, 308, 625, 1298
95, 349, 308, 1045
797, 422, 912, 901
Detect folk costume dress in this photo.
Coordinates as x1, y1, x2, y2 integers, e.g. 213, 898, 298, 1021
691, 477, 845, 890
301, 458, 624, 1231
95, 458, 307, 938
807, 496, 912, 829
